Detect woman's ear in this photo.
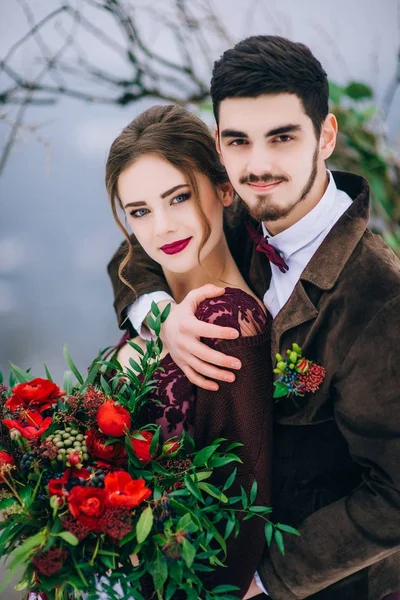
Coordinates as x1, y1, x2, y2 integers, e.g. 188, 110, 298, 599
217, 181, 234, 207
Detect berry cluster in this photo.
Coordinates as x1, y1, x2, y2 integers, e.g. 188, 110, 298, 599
46, 427, 88, 463
273, 343, 326, 399
20, 452, 36, 473
88, 468, 105, 488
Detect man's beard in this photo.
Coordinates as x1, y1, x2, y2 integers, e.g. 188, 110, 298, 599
242, 145, 319, 223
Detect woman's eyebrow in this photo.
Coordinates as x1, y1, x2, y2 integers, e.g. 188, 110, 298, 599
160, 183, 190, 199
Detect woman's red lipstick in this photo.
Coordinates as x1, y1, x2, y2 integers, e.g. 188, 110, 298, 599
160, 237, 192, 255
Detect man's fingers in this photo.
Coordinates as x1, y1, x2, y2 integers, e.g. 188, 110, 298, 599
188, 356, 236, 383
182, 318, 239, 342
186, 284, 225, 306
185, 339, 242, 370
182, 364, 220, 391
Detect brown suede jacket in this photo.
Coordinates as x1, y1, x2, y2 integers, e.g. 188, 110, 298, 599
108, 171, 400, 599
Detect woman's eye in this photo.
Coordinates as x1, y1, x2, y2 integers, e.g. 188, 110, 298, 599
171, 192, 191, 205
130, 208, 149, 218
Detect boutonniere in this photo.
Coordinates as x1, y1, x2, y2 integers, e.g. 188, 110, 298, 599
273, 343, 326, 400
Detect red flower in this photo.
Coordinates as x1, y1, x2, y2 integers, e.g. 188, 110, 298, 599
48, 467, 91, 497
162, 440, 180, 456
6, 378, 64, 412
131, 431, 154, 464
104, 471, 151, 509
97, 400, 131, 437
68, 485, 108, 531
3, 410, 52, 440
0, 451, 15, 483
86, 429, 127, 468
296, 358, 310, 374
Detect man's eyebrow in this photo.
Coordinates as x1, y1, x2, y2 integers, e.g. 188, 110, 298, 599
124, 184, 189, 209
220, 124, 302, 139
220, 129, 248, 139
266, 124, 302, 137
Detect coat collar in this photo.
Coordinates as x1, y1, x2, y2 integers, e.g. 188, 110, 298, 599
270, 171, 370, 358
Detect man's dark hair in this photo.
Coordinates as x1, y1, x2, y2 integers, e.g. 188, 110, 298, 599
210, 35, 329, 137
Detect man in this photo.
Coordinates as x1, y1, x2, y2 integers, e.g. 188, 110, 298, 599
108, 36, 400, 599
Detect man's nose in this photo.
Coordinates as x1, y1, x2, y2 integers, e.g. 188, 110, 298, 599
246, 146, 273, 176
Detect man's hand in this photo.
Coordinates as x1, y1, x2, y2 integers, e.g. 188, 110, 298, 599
243, 578, 263, 599
159, 284, 242, 391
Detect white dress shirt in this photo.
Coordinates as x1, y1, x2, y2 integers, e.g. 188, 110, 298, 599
128, 171, 353, 595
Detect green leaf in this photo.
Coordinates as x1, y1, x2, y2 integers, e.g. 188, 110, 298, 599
146, 314, 157, 332
198, 482, 228, 503
181, 538, 196, 568
150, 426, 160, 455
57, 531, 79, 546
224, 518, 236, 540
196, 470, 213, 482
276, 523, 300, 536
7, 531, 46, 571
0, 497, 17, 510
100, 374, 111, 395
62, 370, 73, 395
148, 548, 168, 590
63, 344, 84, 384
212, 585, 241, 593
192, 444, 219, 467
274, 529, 285, 555
127, 340, 145, 356
177, 513, 198, 533
249, 505, 272, 513
184, 474, 203, 502
273, 381, 289, 399
265, 522, 274, 547
150, 301, 161, 317
9, 363, 32, 383
161, 302, 172, 322
329, 81, 346, 104
44, 364, 53, 382
128, 357, 142, 373
344, 81, 373, 100
136, 505, 153, 544
240, 486, 248, 509
222, 467, 237, 491
250, 479, 257, 504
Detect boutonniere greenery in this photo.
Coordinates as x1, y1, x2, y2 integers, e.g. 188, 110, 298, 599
273, 343, 326, 400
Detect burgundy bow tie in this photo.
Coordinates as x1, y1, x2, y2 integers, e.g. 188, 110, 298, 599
246, 221, 289, 273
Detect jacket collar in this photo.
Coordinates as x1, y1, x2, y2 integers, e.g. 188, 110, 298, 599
270, 171, 370, 358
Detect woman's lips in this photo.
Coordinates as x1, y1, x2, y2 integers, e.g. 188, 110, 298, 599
160, 237, 192, 255
247, 181, 282, 192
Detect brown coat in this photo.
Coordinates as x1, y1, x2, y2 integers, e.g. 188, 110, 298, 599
108, 171, 400, 599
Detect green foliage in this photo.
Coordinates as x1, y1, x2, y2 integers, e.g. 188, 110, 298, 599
328, 80, 400, 254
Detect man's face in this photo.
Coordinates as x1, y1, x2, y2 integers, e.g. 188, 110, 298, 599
216, 94, 331, 231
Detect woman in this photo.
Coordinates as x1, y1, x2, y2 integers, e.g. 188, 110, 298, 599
105, 104, 273, 598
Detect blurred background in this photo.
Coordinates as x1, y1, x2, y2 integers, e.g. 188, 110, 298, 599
0, 0, 399, 596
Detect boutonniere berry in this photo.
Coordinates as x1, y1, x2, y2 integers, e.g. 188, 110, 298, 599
273, 343, 326, 399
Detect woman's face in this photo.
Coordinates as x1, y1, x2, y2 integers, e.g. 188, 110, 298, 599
118, 154, 232, 274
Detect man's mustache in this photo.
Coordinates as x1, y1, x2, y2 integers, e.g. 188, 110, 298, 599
239, 173, 289, 185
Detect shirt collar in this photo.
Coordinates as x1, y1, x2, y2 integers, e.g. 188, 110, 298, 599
261, 170, 339, 260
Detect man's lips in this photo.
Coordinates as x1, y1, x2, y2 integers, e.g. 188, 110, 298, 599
160, 237, 192, 255
246, 180, 282, 191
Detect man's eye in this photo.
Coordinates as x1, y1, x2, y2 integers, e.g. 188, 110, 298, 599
273, 135, 293, 143
171, 192, 191, 205
229, 139, 247, 146
130, 208, 149, 218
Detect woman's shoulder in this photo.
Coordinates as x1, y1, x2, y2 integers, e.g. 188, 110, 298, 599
195, 287, 270, 337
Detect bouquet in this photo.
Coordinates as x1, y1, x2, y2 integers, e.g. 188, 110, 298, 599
0, 305, 297, 600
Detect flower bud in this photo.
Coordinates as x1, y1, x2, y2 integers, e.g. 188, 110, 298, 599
162, 440, 180, 457
289, 352, 298, 363
296, 358, 310, 374
50, 495, 63, 509
66, 450, 82, 468
277, 361, 286, 371
9, 429, 21, 441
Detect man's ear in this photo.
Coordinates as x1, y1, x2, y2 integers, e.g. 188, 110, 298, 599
319, 113, 337, 160
214, 126, 224, 164
217, 181, 234, 207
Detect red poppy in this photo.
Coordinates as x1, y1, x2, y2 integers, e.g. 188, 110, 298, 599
48, 467, 91, 497
86, 429, 127, 468
6, 378, 64, 412
97, 400, 131, 437
104, 471, 151, 509
68, 485, 109, 532
0, 451, 15, 483
131, 431, 155, 464
3, 409, 52, 440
